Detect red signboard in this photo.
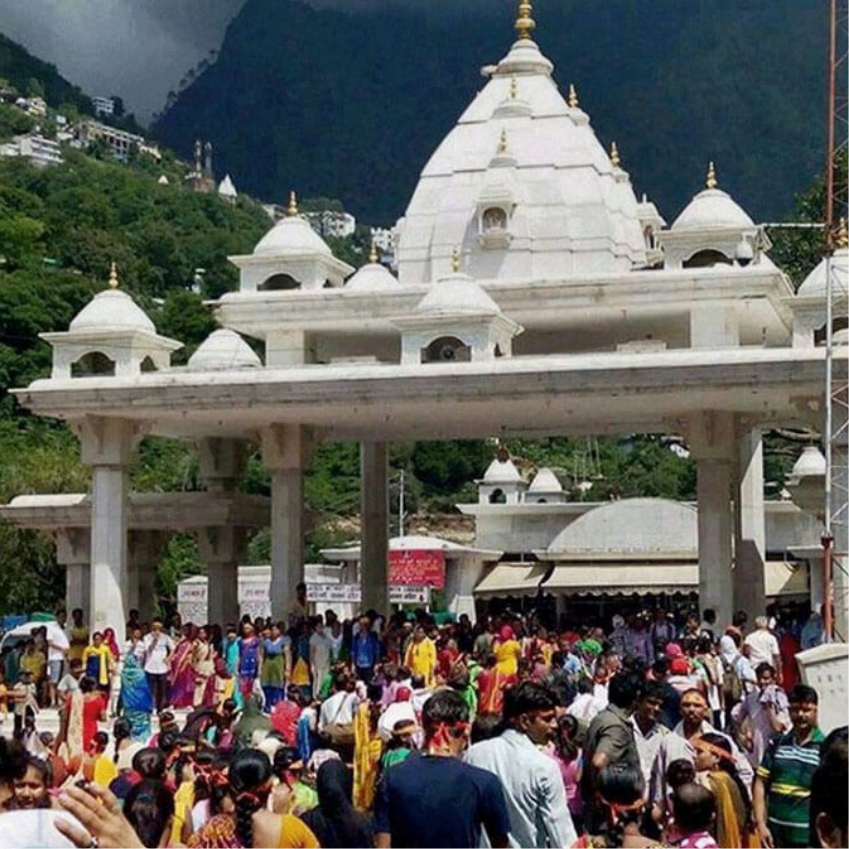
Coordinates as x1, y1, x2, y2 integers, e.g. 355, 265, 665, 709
389, 549, 445, 588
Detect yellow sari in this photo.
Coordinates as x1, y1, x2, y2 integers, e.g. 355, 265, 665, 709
707, 770, 747, 848
353, 702, 382, 811
494, 639, 521, 677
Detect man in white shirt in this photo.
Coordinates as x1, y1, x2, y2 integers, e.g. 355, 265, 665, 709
743, 616, 782, 683
318, 672, 358, 734
142, 617, 174, 711
630, 680, 669, 789
650, 688, 752, 810
466, 680, 577, 849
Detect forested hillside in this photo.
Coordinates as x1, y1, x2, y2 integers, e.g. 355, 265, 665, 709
154, 0, 829, 225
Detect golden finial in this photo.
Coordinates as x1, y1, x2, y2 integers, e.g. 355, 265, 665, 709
510, 77, 517, 99
108, 261, 119, 289
610, 142, 621, 168
287, 190, 299, 217
706, 162, 718, 190
515, 0, 535, 40
836, 218, 848, 248
497, 128, 508, 155
568, 84, 579, 109
451, 246, 461, 274
369, 240, 379, 264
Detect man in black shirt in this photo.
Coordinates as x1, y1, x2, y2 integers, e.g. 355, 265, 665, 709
374, 689, 511, 848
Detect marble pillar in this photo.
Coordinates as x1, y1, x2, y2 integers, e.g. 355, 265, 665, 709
690, 412, 735, 629
830, 436, 848, 641
56, 528, 90, 623
198, 526, 244, 626
735, 426, 767, 619
78, 416, 140, 637
131, 530, 168, 625
262, 425, 311, 622
361, 441, 389, 613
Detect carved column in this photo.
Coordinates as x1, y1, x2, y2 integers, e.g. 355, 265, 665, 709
735, 424, 767, 620
361, 441, 390, 613
55, 528, 91, 623
688, 412, 735, 629
262, 425, 311, 621
78, 416, 143, 636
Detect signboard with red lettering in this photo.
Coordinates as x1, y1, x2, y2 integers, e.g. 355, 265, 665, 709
389, 549, 445, 588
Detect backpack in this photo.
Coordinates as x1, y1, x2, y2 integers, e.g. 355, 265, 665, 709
721, 657, 743, 703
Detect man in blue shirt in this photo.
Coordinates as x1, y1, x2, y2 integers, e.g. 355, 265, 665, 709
351, 616, 380, 683
374, 689, 511, 848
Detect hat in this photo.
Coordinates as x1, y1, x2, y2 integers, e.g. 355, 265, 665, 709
670, 657, 690, 675
395, 686, 412, 702
664, 642, 683, 659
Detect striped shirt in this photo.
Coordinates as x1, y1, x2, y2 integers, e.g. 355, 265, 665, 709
757, 727, 825, 848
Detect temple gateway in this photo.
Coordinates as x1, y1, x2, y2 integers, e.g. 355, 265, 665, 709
3, 3, 847, 638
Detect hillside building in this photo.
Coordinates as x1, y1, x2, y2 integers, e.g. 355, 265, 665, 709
3, 2, 846, 640
0, 133, 63, 167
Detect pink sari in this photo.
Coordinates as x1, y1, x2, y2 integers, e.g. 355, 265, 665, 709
169, 638, 196, 708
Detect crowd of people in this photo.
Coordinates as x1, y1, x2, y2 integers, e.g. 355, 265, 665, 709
0, 597, 844, 849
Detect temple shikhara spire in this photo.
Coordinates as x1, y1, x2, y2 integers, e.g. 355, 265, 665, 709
515, 0, 535, 40
610, 142, 621, 168
287, 190, 299, 216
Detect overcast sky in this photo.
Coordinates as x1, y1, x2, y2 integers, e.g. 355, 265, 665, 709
0, 0, 504, 122
0, 0, 246, 121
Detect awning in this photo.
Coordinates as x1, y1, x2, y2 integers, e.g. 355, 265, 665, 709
475, 562, 698, 597
765, 560, 808, 597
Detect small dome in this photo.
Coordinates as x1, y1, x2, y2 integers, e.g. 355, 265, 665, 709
797, 246, 849, 296
528, 467, 563, 493
483, 457, 521, 484
187, 329, 261, 371
416, 273, 501, 316
345, 262, 399, 292
672, 187, 755, 232
791, 445, 826, 479
69, 288, 155, 334
218, 174, 237, 198
253, 215, 332, 258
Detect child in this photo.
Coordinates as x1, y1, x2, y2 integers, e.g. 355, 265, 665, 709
10, 669, 39, 739
671, 783, 719, 849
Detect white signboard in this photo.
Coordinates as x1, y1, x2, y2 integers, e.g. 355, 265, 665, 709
796, 643, 849, 734
178, 576, 431, 623
307, 583, 430, 605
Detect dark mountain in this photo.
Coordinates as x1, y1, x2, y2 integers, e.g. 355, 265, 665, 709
0, 32, 91, 113
153, 0, 829, 226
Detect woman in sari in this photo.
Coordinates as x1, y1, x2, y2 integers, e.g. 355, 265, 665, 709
192, 627, 217, 708
120, 653, 153, 741
694, 733, 753, 848
59, 681, 85, 776
170, 623, 198, 709
352, 693, 382, 811
476, 654, 510, 715
102, 627, 122, 716
492, 624, 522, 678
